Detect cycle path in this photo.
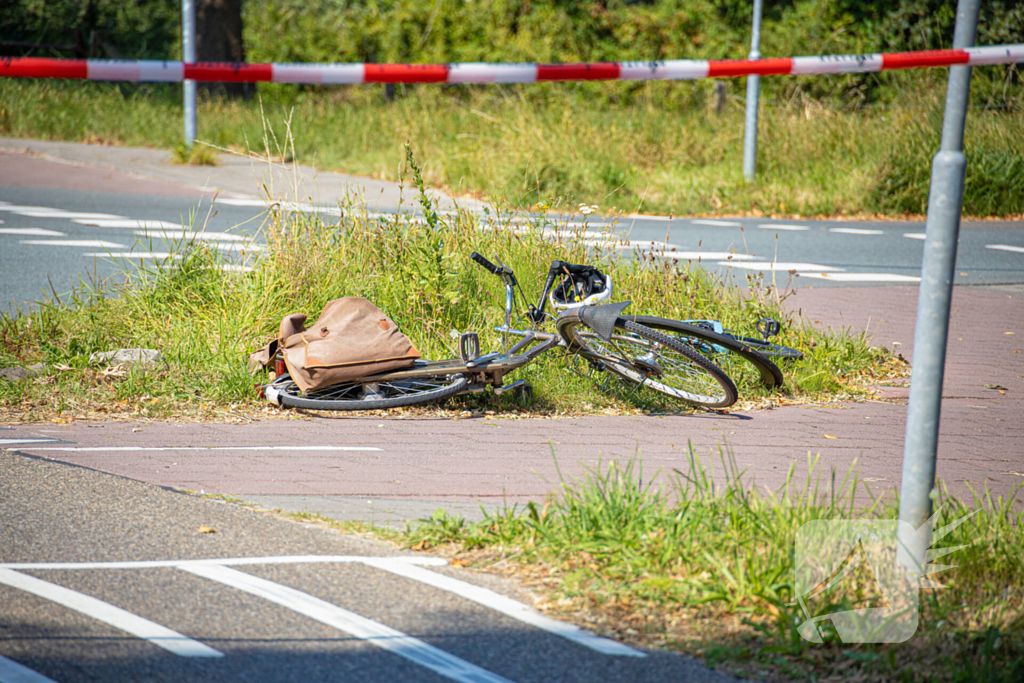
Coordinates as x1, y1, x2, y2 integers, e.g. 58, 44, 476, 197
4, 285, 1021, 524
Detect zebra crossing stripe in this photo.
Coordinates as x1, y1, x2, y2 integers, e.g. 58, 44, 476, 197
0, 568, 223, 658
0, 655, 58, 683
362, 558, 645, 657
179, 563, 515, 683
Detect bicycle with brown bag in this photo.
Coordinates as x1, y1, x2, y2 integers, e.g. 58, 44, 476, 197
254, 252, 738, 411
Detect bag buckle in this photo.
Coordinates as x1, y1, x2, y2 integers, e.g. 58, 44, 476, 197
459, 332, 480, 361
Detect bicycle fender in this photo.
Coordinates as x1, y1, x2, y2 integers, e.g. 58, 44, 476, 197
579, 301, 631, 340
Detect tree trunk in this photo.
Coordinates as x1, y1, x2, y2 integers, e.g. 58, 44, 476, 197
196, 0, 249, 98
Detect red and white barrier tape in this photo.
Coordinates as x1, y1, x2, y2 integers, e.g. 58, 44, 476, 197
2, 45, 1021, 84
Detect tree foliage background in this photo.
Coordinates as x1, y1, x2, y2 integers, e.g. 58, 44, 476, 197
3, 1, 1021, 104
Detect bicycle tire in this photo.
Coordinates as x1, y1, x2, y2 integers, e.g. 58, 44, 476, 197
267, 372, 468, 411
622, 315, 785, 389
557, 311, 738, 408
728, 335, 803, 361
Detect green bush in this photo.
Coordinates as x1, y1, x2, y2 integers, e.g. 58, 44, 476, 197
871, 106, 1024, 216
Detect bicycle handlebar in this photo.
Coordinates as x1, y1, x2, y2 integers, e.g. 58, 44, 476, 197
547, 260, 593, 276
471, 251, 501, 275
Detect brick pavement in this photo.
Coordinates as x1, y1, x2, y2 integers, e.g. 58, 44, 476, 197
3, 285, 1022, 507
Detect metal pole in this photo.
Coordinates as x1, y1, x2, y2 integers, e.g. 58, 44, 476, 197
182, 0, 197, 147
896, 0, 980, 576
742, 0, 763, 181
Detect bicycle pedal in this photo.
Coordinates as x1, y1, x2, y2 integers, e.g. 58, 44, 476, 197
459, 332, 480, 361
756, 318, 781, 340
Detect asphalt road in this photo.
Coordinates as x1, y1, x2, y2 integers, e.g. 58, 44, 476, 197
2, 143, 1022, 312
0, 450, 738, 683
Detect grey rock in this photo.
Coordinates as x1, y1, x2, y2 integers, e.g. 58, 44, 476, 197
89, 348, 167, 367
0, 366, 37, 382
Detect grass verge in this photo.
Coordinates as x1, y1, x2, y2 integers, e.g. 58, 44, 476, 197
0, 152, 904, 422
2, 79, 1022, 218
396, 446, 1023, 682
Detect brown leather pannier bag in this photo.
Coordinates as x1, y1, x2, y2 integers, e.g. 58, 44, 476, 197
249, 297, 420, 394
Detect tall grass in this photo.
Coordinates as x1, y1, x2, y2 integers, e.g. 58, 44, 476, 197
0, 159, 901, 420
3, 79, 1022, 217
406, 446, 1024, 681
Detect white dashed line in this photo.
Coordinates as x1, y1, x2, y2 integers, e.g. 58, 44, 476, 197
214, 197, 267, 207
23, 445, 381, 452
757, 223, 809, 231
83, 251, 175, 259
214, 242, 262, 253
11, 210, 123, 220
0, 438, 61, 445
22, 239, 125, 248
0, 227, 66, 236
904, 232, 926, 240
363, 558, 646, 658
717, 261, 840, 271
986, 244, 1024, 254
799, 272, 921, 282
133, 229, 247, 242
649, 251, 759, 261
0, 655, 59, 683
73, 219, 183, 229
829, 228, 884, 235
0, 568, 224, 658
690, 219, 742, 227
624, 214, 671, 221
180, 563, 514, 683
0, 205, 53, 212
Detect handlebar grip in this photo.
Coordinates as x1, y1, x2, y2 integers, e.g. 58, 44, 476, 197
471, 252, 501, 275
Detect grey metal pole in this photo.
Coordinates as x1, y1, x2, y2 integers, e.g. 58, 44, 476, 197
742, 0, 763, 182
896, 0, 981, 576
182, 0, 197, 147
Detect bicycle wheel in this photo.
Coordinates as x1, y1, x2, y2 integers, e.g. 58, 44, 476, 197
266, 371, 468, 411
622, 315, 785, 389
557, 311, 737, 408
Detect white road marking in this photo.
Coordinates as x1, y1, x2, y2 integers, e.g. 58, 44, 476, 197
0, 568, 223, 658
11, 210, 123, 220
0, 205, 53, 212
0, 438, 60, 445
690, 219, 742, 227
718, 261, 840, 271
83, 251, 175, 259
622, 214, 671, 221
0, 655, 59, 683
986, 244, 1024, 254
133, 229, 247, 242
799, 272, 921, 282
904, 232, 926, 240
829, 228, 884, 235
363, 558, 645, 658
0, 228, 66, 236
757, 223, 809, 231
216, 264, 255, 273
23, 445, 381, 453
22, 240, 125, 248
180, 563, 515, 683
214, 197, 267, 207
650, 251, 758, 261
214, 243, 262, 253
73, 219, 183, 230
0, 555, 447, 571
